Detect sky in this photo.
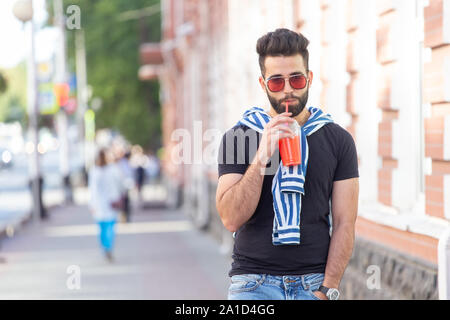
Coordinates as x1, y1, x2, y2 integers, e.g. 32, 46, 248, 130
0, 0, 57, 69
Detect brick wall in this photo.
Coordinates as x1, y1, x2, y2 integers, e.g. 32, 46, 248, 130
376, 2, 398, 206
424, 0, 450, 221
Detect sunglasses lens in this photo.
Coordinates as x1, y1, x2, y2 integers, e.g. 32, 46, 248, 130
290, 75, 307, 89
267, 78, 284, 92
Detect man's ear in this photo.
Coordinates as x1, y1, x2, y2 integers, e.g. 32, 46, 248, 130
259, 76, 267, 93
308, 70, 314, 87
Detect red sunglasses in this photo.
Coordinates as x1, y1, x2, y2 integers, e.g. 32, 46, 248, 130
265, 74, 308, 92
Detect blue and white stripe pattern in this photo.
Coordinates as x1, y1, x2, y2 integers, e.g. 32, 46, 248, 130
236, 106, 334, 245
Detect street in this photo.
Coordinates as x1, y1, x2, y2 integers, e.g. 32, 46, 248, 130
0, 144, 84, 228
0, 184, 232, 299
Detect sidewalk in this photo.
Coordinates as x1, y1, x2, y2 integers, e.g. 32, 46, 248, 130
0, 186, 232, 299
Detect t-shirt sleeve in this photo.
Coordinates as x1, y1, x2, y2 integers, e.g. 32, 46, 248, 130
217, 127, 257, 178
333, 129, 359, 181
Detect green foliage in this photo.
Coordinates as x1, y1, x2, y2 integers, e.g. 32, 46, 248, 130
53, 0, 162, 150
0, 72, 7, 93
0, 64, 28, 127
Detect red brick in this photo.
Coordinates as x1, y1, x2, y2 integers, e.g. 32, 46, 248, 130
432, 160, 450, 174
426, 188, 444, 203
425, 174, 444, 190
378, 168, 392, 204
431, 103, 450, 117
379, 120, 392, 133
425, 116, 445, 132
346, 0, 358, 32
378, 168, 392, 178
347, 31, 358, 73
378, 169, 392, 190
382, 110, 398, 121
424, 0, 447, 48
378, 120, 393, 157
346, 83, 353, 114
425, 132, 444, 145
377, 63, 395, 108
423, 45, 450, 104
379, 131, 393, 144
383, 158, 398, 169
426, 201, 445, 219
377, 11, 397, 63
425, 144, 444, 159
378, 144, 392, 157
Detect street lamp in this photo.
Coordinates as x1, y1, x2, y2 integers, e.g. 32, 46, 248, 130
13, 0, 45, 222
12, 0, 33, 22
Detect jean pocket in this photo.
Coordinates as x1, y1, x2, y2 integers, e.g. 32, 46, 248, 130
304, 273, 324, 288
304, 273, 324, 300
229, 274, 265, 293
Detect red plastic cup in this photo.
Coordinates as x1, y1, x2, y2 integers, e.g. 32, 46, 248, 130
279, 122, 301, 166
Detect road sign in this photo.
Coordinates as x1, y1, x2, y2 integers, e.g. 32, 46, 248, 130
38, 82, 59, 115
54, 83, 70, 107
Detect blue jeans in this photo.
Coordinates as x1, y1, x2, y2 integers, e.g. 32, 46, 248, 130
97, 221, 116, 253
228, 273, 324, 300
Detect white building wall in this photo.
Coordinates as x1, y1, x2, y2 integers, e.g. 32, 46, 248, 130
297, 0, 323, 109
391, 0, 424, 214
355, 1, 380, 207
323, 0, 350, 128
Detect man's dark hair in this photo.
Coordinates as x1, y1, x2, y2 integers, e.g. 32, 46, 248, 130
256, 28, 310, 77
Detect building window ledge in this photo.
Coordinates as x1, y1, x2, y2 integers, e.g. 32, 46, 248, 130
359, 202, 450, 239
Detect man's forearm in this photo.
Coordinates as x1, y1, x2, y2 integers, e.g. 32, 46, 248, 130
218, 156, 266, 231
322, 223, 355, 289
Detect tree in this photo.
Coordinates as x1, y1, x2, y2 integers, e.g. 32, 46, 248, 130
0, 72, 7, 94
48, 0, 162, 150
0, 64, 28, 128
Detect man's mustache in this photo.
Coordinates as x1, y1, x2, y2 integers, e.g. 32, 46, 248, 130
280, 96, 300, 103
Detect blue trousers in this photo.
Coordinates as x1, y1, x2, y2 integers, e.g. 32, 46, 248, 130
227, 273, 325, 300
97, 221, 116, 253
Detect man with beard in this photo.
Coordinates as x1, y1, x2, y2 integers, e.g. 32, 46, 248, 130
216, 29, 359, 300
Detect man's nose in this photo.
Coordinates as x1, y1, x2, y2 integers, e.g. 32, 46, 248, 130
283, 78, 293, 93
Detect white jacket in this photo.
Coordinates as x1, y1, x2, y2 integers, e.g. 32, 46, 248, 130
88, 165, 122, 222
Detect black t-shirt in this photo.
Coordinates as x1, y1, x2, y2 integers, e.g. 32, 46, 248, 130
217, 122, 359, 277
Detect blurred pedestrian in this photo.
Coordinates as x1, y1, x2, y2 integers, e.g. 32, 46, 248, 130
116, 149, 134, 223
146, 151, 160, 185
135, 163, 145, 208
131, 146, 146, 208
88, 149, 122, 262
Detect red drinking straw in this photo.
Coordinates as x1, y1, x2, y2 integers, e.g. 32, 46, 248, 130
286, 101, 289, 126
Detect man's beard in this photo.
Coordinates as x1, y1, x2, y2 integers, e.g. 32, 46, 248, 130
267, 90, 309, 117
